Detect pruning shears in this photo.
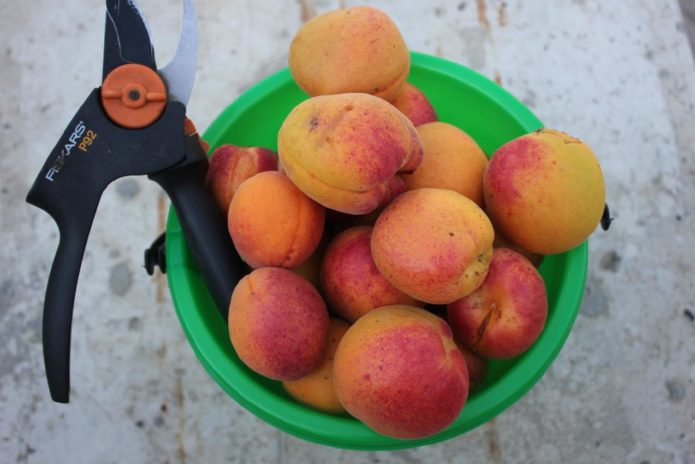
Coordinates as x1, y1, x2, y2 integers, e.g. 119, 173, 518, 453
26, 0, 243, 403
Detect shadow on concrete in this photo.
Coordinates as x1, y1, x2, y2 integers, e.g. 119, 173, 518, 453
680, 0, 695, 59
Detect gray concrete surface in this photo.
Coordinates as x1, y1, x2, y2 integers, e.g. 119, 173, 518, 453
2, 0, 695, 462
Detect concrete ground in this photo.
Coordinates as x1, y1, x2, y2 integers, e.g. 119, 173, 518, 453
2, 0, 695, 462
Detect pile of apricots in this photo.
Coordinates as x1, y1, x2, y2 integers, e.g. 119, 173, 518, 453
205, 6, 606, 440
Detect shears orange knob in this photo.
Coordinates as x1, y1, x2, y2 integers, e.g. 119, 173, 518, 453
101, 63, 167, 129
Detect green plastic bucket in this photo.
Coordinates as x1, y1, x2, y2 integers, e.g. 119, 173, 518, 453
165, 52, 587, 450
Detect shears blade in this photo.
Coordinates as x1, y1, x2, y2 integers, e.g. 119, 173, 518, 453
159, 0, 198, 105
103, 0, 156, 80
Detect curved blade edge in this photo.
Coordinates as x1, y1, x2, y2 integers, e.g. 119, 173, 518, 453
159, 0, 198, 105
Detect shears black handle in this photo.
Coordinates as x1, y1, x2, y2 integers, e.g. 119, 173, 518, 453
150, 134, 245, 316
38, 189, 98, 403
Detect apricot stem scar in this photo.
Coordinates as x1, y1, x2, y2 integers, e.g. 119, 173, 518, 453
473, 309, 493, 349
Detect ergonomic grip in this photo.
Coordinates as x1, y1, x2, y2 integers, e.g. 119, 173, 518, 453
39, 198, 100, 403
27, 168, 102, 403
149, 134, 244, 319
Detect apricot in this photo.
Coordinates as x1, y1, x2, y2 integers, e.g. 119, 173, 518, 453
448, 248, 547, 359
483, 128, 605, 254
289, 6, 410, 101
403, 122, 488, 206
228, 268, 329, 380
320, 226, 421, 322
228, 171, 324, 268
278, 93, 423, 214
333, 305, 468, 439
283, 318, 350, 414
206, 145, 277, 213
391, 82, 438, 126
371, 188, 494, 304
